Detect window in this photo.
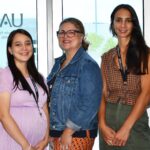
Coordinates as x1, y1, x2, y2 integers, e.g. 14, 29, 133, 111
52, 0, 143, 65
62, 0, 143, 65
0, 0, 37, 68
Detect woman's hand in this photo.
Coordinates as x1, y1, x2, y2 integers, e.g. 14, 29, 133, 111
112, 125, 130, 147
34, 136, 49, 150
22, 144, 36, 150
100, 124, 116, 146
60, 128, 74, 150
60, 133, 72, 150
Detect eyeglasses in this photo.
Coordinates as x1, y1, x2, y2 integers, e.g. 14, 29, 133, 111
56, 30, 82, 38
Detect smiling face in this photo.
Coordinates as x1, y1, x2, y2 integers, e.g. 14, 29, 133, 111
113, 8, 133, 40
57, 22, 84, 52
8, 33, 33, 65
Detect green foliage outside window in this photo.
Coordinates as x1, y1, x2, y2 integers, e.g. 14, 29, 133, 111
87, 32, 117, 57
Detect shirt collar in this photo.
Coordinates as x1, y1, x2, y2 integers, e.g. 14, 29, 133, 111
55, 47, 85, 65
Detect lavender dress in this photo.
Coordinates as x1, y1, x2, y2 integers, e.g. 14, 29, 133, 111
0, 67, 48, 150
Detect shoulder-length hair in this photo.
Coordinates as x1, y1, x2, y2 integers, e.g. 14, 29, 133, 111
58, 17, 89, 51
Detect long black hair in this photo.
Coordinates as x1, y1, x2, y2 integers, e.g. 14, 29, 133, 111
7, 29, 49, 108
110, 4, 149, 74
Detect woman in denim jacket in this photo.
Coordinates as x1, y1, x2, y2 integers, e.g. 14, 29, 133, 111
47, 17, 102, 150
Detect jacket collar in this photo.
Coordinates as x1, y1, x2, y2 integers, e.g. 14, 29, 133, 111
55, 47, 85, 65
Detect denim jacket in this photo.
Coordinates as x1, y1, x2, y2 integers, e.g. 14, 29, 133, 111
47, 47, 102, 131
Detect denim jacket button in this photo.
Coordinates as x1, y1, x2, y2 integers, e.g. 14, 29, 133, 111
53, 125, 56, 129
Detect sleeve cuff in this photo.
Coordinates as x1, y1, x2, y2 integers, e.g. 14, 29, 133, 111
66, 119, 81, 131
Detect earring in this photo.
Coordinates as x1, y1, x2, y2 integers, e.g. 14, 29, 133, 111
10, 50, 13, 55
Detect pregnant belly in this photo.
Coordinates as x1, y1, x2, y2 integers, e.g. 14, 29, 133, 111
10, 107, 47, 145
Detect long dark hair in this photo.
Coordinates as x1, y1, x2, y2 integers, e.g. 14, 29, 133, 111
110, 4, 149, 74
7, 29, 49, 108
58, 17, 89, 51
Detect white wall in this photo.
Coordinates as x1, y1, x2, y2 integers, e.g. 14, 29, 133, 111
144, 0, 150, 46
37, 0, 48, 77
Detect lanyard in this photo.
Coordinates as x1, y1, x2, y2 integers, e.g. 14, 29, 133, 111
30, 76, 42, 116
116, 46, 128, 85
